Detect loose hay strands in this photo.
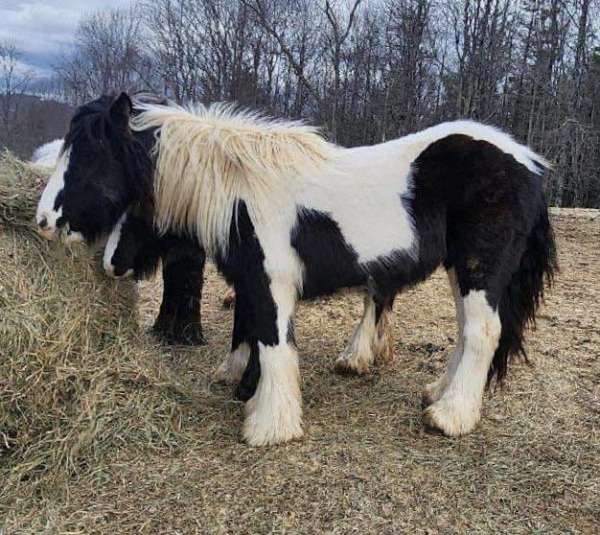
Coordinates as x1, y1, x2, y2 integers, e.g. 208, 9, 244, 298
0, 152, 192, 505
0, 150, 48, 229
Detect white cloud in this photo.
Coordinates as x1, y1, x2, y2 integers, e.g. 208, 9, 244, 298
0, 0, 133, 75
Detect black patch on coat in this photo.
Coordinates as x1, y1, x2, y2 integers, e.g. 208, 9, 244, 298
215, 201, 280, 400
290, 204, 442, 303
53, 189, 64, 211
236, 341, 261, 402
215, 201, 279, 347
291, 208, 366, 298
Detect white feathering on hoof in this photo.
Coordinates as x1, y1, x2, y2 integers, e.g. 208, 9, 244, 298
423, 290, 501, 436
335, 294, 395, 374
243, 343, 303, 446
335, 295, 377, 375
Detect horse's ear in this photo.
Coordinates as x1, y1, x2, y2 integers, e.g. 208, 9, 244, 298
110, 92, 132, 131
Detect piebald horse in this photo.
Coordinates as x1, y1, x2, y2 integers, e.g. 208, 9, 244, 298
38, 93, 557, 446
35, 102, 206, 345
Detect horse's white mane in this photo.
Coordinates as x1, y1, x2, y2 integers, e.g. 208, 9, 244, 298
130, 101, 336, 255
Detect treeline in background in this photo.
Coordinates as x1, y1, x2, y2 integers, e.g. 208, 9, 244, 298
2, 0, 599, 207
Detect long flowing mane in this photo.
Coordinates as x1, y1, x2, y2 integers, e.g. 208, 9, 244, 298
130, 101, 336, 255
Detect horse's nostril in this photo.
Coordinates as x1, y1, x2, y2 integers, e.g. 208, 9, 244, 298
39, 217, 48, 229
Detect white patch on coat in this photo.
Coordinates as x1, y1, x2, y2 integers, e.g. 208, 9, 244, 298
243, 342, 303, 446
294, 143, 416, 263
103, 212, 133, 278
31, 139, 63, 168
335, 294, 377, 374
214, 342, 250, 384
424, 289, 501, 436
36, 148, 69, 240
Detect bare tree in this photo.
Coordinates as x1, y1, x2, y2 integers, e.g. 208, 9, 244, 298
55, 7, 151, 103
0, 41, 34, 149
322, 0, 363, 139
47, 0, 600, 208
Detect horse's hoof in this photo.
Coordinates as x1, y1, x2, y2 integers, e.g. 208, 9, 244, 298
422, 398, 480, 437
150, 324, 205, 346
334, 355, 370, 376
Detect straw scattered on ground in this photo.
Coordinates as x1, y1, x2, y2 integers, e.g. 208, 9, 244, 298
1, 152, 598, 533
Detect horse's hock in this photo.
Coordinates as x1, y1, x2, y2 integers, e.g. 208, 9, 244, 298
0, 151, 185, 493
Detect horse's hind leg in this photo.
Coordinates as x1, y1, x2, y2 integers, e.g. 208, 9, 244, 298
423, 282, 501, 436
422, 268, 464, 406
373, 289, 396, 366
335, 286, 396, 375
423, 245, 507, 436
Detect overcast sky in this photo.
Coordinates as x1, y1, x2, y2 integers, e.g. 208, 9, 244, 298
0, 0, 133, 75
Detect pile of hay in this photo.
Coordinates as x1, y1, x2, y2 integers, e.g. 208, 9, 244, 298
0, 152, 190, 501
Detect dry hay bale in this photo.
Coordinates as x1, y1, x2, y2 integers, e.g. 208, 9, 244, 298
0, 151, 48, 229
0, 151, 190, 499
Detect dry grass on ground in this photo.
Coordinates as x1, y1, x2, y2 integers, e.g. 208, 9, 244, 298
2, 204, 599, 533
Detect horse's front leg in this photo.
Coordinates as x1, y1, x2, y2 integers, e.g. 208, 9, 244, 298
239, 280, 303, 447
153, 242, 206, 345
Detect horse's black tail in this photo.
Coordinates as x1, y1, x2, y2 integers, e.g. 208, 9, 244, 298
489, 192, 558, 383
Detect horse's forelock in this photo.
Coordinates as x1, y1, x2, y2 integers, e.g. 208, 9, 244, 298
64, 98, 112, 154
61, 94, 156, 232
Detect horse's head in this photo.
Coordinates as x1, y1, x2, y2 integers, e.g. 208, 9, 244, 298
37, 92, 154, 244
103, 208, 162, 279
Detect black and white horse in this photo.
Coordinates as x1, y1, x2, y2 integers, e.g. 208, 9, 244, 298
43, 92, 557, 446
34, 116, 205, 345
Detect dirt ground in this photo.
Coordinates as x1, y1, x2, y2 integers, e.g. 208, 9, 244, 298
5, 211, 600, 533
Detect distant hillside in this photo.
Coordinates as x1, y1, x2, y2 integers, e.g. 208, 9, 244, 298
0, 94, 73, 160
